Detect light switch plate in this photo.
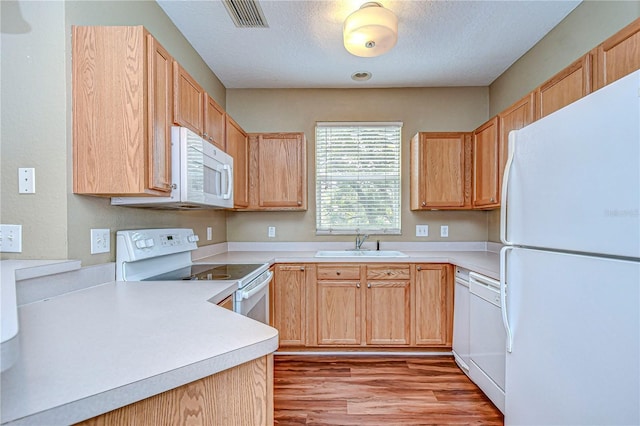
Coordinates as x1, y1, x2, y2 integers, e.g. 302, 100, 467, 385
207, 227, 213, 241
90, 229, 110, 254
0, 224, 22, 252
416, 225, 429, 237
268, 226, 276, 238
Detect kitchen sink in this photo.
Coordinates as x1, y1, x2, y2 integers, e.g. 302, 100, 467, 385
315, 250, 408, 258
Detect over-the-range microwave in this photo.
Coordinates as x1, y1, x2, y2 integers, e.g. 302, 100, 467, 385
112, 126, 233, 209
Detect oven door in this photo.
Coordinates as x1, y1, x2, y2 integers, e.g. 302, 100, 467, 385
234, 270, 272, 324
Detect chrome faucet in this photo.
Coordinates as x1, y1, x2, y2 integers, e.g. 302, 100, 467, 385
355, 233, 369, 250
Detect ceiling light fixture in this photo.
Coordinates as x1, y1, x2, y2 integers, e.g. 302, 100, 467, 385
343, 2, 398, 58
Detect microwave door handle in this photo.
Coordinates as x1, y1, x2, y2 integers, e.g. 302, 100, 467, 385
223, 164, 232, 200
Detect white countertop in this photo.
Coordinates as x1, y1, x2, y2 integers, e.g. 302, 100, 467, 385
1, 244, 497, 425
196, 250, 500, 280
1, 280, 278, 425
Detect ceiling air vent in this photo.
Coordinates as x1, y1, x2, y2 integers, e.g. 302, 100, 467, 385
223, 0, 269, 28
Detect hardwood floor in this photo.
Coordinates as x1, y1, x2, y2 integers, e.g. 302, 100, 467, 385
274, 355, 503, 425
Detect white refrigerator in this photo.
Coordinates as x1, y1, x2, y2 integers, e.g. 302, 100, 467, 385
500, 70, 640, 425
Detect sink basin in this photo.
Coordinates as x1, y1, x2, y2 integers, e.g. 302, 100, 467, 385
315, 250, 408, 258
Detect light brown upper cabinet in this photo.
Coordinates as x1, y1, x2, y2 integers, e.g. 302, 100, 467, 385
73, 26, 173, 196
203, 94, 226, 150
498, 93, 535, 196
226, 115, 249, 209
173, 62, 204, 135
535, 53, 593, 120
245, 133, 308, 211
595, 18, 640, 90
472, 117, 500, 209
410, 132, 472, 210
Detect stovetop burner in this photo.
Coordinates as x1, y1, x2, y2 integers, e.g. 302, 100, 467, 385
143, 264, 265, 281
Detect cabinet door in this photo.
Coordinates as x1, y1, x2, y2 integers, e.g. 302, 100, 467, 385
595, 18, 640, 90
535, 53, 593, 120
226, 115, 249, 208
498, 92, 535, 202
410, 133, 472, 209
472, 117, 499, 209
147, 35, 173, 192
73, 26, 168, 196
366, 280, 411, 345
256, 133, 307, 209
273, 265, 307, 346
316, 281, 362, 345
173, 62, 204, 134
414, 264, 453, 346
203, 94, 225, 150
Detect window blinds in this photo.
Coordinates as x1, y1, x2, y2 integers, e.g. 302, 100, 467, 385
315, 122, 402, 235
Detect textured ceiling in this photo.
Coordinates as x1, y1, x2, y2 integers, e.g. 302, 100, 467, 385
157, 0, 581, 89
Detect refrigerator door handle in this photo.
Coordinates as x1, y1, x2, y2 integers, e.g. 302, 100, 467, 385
500, 132, 516, 245
500, 246, 514, 353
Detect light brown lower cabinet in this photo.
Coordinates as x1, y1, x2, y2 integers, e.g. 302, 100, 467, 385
414, 264, 454, 346
75, 355, 273, 426
285, 263, 451, 349
273, 264, 315, 346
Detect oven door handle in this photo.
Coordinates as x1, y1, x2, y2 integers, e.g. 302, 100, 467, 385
238, 271, 273, 301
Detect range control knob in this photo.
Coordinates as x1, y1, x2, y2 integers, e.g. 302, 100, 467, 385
145, 238, 155, 247
188, 235, 199, 243
135, 240, 146, 249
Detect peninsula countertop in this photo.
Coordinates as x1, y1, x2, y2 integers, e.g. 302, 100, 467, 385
1, 279, 278, 425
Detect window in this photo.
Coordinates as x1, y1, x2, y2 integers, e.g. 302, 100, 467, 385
316, 122, 402, 235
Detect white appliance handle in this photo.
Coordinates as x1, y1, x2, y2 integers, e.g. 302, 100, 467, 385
239, 271, 272, 301
500, 246, 514, 353
500, 131, 516, 245
223, 164, 232, 200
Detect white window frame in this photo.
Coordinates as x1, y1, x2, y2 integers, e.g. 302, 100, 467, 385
315, 121, 402, 235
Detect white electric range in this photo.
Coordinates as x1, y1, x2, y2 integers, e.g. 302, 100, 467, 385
115, 228, 271, 324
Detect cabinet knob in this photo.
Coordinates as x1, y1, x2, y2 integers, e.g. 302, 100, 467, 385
421, 202, 426, 207
367, 283, 371, 288
387, 271, 391, 276
203, 132, 208, 137
297, 201, 302, 206
490, 197, 495, 203
356, 283, 360, 288
209, 137, 213, 141
417, 266, 422, 271
336, 271, 341, 276
300, 266, 305, 271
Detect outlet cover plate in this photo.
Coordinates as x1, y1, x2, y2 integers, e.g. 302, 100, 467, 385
90, 229, 110, 254
440, 225, 449, 238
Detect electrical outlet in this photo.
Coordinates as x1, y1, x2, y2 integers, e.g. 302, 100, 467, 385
90, 229, 110, 254
440, 225, 449, 238
416, 225, 429, 237
18, 168, 35, 193
268, 226, 276, 238
0, 224, 22, 252
207, 227, 213, 241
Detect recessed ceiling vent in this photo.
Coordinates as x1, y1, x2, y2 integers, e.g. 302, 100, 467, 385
223, 0, 269, 28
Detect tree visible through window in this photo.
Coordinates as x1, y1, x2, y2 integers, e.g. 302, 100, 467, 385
316, 122, 402, 235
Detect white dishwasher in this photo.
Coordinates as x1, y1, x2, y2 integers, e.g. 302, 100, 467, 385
469, 271, 505, 414
452, 267, 470, 376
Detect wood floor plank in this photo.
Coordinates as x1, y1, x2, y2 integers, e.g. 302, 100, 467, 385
274, 355, 503, 425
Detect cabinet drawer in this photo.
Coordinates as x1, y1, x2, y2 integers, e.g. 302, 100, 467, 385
366, 265, 410, 280
317, 265, 361, 280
